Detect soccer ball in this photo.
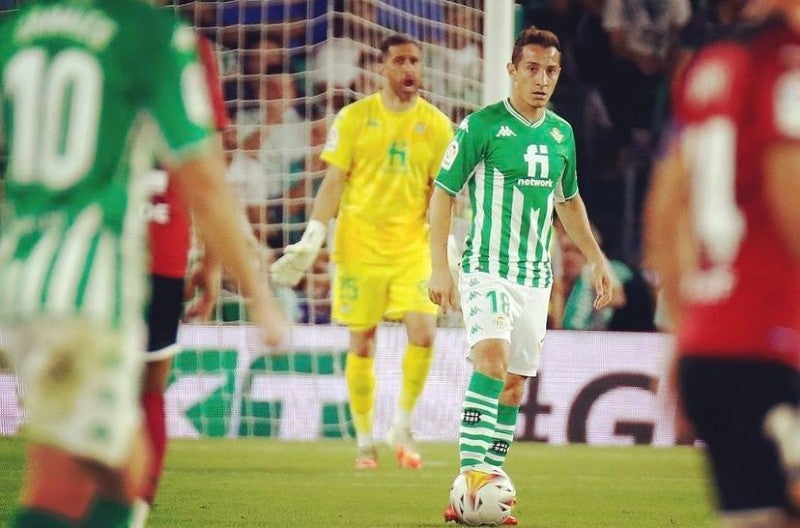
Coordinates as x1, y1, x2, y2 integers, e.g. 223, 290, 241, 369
449, 464, 516, 526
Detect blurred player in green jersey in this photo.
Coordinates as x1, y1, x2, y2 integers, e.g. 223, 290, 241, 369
0, 2, 286, 526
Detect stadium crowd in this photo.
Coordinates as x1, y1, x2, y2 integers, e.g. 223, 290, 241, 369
0, 0, 722, 329
156, 0, 726, 331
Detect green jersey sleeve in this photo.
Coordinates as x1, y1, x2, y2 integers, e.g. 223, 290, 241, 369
145, 18, 213, 162
434, 116, 485, 196
556, 125, 578, 201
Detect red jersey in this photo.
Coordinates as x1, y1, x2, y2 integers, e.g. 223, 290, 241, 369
674, 23, 800, 366
149, 35, 229, 278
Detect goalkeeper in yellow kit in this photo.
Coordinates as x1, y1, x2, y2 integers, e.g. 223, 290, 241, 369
272, 33, 453, 469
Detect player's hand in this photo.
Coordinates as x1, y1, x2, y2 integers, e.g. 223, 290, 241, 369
247, 287, 289, 348
590, 258, 614, 310
270, 220, 326, 287
183, 255, 222, 322
428, 266, 459, 314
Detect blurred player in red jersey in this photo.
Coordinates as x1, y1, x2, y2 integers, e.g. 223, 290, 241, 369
132, 34, 232, 527
646, 0, 800, 525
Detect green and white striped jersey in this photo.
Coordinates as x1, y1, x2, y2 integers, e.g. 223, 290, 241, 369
435, 99, 578, 288
0, 0, 214, 326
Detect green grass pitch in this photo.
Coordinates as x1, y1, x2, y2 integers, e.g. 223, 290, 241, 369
0, 437, 716, 527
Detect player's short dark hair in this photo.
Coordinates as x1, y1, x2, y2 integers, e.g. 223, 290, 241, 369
379, 33, 420, 61
511, 26, 561, 66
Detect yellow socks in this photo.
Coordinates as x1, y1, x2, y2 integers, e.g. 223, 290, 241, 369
399, 344, 433, 414
345, 352, 375, 439
346, 345, 432, 441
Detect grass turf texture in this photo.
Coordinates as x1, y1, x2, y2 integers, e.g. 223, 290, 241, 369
0, 437, 715, 527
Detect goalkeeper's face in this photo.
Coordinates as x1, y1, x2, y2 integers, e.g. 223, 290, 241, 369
381, 42, 422, 101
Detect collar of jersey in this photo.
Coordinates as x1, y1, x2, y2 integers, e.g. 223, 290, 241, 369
503, 98, 547, 128
377, 92, 420, 114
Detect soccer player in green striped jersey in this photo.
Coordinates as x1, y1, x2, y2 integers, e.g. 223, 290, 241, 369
428, 26, 614, 525
0, 2, 286, 527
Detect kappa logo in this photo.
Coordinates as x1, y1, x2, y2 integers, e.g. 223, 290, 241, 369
496, 125, 516, 138
489, 440, 510, 455
463, 408, 482, 425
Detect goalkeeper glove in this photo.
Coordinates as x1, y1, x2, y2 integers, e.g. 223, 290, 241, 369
271, 220, 327, 287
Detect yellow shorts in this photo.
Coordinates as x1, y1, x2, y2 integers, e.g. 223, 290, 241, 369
332, 258, 438, 329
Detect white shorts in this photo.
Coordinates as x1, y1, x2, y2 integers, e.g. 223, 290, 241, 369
458, 272, 551, 377
3, 317, 143, 468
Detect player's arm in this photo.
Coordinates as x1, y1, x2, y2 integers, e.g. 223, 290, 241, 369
554, 196, 613, 309
271, 104, 356, 288
765, 146, 800, 257
428, 186, 458, 312
183, 252, 221, 322
270, 163, 346, 288
309, 164, 347, 225
182, 33, 230, 322
147, 21, 285, 345
168, 142, 286, 344
642, 137, 692, 328
427, 117, 478, 312
755, 39, 800, 259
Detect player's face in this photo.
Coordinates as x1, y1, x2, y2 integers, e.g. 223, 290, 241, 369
381, 43, 422, 101
507, 45, 561, 114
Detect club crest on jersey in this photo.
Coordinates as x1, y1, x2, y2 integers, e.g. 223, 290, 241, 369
496, 125, 516, 138
441, 140, 459, 170
550, 128, 564, 143
414, 123, 427, 134
493, 314, 511, 331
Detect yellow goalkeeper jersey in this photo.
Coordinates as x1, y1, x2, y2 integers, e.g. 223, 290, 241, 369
321, 93, 453, 264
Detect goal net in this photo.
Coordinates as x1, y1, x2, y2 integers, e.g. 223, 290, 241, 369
163, 0, 487, 440
0, 0, 488, 442
0, 2, 689, 449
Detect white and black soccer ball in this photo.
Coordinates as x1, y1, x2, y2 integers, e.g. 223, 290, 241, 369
449, 464, 516, 526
